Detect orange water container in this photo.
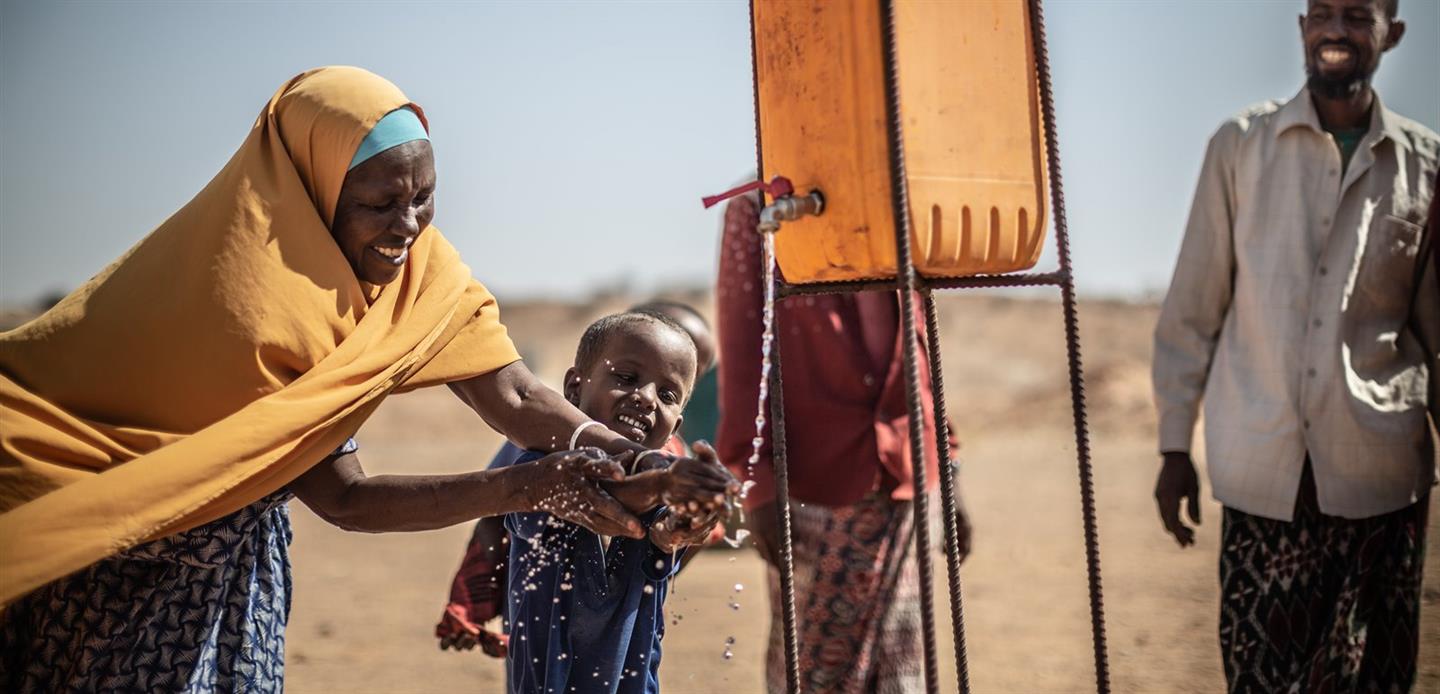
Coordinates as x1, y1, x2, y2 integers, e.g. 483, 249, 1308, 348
752, 0, 1048, 284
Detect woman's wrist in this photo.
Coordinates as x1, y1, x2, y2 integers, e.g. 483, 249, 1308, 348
575, 425, 646, 456
483, 462, 541, 515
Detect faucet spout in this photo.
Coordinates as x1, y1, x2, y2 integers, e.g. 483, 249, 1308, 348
757, 190, 825, 235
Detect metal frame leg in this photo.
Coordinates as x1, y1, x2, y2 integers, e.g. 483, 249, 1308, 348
1029, 1, 1111, 690
923, 292, 971, 694
768, 328, 803, 694
879, 1, 942, 691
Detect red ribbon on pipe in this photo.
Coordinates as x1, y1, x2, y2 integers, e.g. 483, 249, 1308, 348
701, 176, 795, 209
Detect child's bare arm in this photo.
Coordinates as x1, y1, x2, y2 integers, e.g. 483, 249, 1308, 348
600, 471, 667, 514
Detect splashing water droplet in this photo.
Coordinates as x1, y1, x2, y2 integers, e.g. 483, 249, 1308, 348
642, 585, 654, 595
733, 583, 744, 593
721, 528, 751, 549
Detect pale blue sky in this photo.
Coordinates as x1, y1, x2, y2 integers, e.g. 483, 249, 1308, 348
2, 0, 1437, 305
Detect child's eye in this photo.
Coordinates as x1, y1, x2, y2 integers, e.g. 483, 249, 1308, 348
614, 372, 637, 385
660, 389, 679, 405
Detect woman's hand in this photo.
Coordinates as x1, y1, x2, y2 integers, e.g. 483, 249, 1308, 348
516, 449, 645, 539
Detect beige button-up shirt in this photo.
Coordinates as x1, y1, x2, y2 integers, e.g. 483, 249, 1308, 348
1153, 88, 1439, 521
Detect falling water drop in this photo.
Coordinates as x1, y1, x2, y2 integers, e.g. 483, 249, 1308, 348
724, 231, 780, 551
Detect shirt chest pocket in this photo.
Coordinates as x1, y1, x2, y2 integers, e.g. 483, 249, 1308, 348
1353, 214, 1423, 314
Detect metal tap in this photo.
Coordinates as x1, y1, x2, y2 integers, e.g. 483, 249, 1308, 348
757, 190, 825, 234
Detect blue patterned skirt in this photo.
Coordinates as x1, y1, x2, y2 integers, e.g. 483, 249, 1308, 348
1, 491, 295, 693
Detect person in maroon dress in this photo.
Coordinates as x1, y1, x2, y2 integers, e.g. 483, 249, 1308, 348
716, 191, 972, 694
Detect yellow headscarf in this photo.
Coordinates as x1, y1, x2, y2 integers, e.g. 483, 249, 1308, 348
0, 67, 520, 604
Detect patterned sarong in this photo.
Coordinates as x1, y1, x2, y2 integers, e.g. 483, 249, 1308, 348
765, 493, 924, 694
0, 491, 294, 693
1218, 465, 1428, 693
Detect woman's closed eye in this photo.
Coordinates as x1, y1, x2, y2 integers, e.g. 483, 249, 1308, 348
364, 190, 431, 212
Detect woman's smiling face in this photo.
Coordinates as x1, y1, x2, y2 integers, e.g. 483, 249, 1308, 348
330, 139, 436, 285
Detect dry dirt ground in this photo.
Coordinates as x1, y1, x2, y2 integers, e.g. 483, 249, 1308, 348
283, 293, 1440, 693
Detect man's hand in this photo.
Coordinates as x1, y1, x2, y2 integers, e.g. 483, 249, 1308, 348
1154, 451, 1201, 547
523, 450, 644, 538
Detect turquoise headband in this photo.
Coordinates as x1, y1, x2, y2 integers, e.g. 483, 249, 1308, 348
348, 107, 429, 170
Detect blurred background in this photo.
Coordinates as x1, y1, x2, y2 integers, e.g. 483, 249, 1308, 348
1, 1, 1437, 691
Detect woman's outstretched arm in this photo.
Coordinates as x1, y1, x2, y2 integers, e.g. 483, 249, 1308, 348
290, 448, 644, 537
448, 360, 647, 456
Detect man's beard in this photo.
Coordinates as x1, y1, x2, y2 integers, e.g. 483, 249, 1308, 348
1305, 42, 1372, 100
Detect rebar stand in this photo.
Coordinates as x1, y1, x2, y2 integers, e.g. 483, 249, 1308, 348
752, 1, 1110, 692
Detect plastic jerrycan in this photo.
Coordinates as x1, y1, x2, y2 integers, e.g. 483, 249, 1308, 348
752, 0, 1048, 284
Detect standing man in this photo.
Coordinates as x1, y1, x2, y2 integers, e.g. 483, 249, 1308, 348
717, 191, 972, 694
1152, 0, 1438, 690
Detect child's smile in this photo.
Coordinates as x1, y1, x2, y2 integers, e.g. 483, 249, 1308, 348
614, 412, 652, 442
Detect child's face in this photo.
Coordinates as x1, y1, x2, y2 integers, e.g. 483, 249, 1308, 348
566, 323, 697, 451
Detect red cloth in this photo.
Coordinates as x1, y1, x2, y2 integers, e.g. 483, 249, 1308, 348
435, 518, 509, 657
716, 194, 950, 511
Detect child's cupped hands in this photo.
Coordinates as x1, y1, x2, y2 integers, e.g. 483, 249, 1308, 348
659, 441, 740, 516
649, 509, 723, 553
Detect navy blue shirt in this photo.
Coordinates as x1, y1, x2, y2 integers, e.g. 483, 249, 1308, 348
501, 450, 682, 694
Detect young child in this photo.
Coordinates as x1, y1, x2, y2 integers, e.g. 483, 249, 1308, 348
482, 311, 735, 693
437, 304, 719, 657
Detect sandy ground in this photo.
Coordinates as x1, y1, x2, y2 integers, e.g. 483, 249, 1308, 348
283, 294, 1440, 693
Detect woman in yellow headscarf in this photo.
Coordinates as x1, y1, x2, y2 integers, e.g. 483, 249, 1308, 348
0, 66, 663, 692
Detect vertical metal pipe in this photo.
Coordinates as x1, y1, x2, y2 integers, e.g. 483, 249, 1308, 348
878, 1, 941, 691
922, 292, 971, 693
1027, 1, 1111, 691
767, 319, 803, 694
747, 5, 800, 689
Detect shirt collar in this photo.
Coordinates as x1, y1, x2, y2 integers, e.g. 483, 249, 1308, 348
1276, 86, 1409, 151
